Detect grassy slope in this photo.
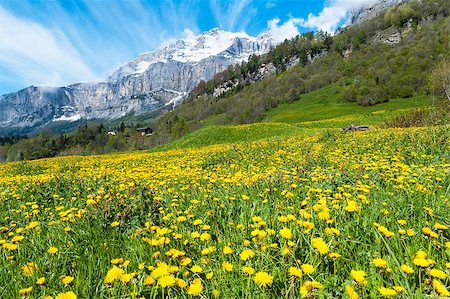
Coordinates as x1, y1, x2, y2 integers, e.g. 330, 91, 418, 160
154, 83, 435, 151
265, 84, 433, 124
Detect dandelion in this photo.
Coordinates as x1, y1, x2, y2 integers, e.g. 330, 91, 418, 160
187, 278, 203, 296
378, 287, 397, 296
223, 246, 233, 254
242, 266, 255, 275
301, 264, 315, 274
19, 286, 33, 295
212, 289, 221, 298
401, 264, 414, 274
191, 265, 202, 273
144, 276, 155, 285
240, 249, 255, 261
254, 271, 273, 287
346, 285, 360, 299
104, 267, 125, 284
288, 266, 302, 278
351, 270, 367, 285
329, 252, 341, 258
372, 258, 387, 268
432, 279, 450, 297
48, 247, 58, 254
312, 237, 328, 254
158, 275, 176, 288
222, 261, 233, 272
55, 291, 77, 299
175, 278, 187, 288
22, 262, 37, 276
429, 268, 447, 279
279, 227, 293, 239
111, 221, 120, 227
61, 276, 74, 285
36, 277, 46, 285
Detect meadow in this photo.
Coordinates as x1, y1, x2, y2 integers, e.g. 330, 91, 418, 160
0, 124, 449, 298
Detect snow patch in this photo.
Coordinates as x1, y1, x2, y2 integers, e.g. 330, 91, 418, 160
53, 113, 81, 122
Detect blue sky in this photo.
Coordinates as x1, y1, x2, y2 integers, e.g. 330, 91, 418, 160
0, 0, 374, 95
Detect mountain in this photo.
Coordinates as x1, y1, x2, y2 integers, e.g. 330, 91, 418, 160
345, 0, 410, 26
0, 28, 275, 136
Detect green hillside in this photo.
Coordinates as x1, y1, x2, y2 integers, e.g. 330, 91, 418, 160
265, 84, 433, 124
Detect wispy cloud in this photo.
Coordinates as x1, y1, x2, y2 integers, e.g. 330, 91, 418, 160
0, 7, 96, 89
265, 0, 277, 9
299, 0, 379, 33
209, 0, 257, 31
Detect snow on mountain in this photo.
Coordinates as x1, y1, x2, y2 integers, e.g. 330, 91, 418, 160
109, 28, 275, 81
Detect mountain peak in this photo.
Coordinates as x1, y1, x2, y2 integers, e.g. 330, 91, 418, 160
108, 28, 274, 81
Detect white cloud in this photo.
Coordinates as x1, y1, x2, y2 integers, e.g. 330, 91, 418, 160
299, 0, 379, 33
267, 18, 303, 43
182, 28, 197, 40
0, 7, 97, 89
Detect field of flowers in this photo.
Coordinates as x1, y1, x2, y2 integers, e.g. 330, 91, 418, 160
0, 125, 449, 298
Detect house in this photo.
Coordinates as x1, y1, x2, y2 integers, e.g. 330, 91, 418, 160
107, 130, 116, 136
136, 127, 153, 136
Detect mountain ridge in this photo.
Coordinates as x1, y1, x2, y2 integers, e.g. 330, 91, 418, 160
0, 28, 276, 136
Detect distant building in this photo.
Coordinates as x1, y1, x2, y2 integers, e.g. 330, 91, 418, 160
107, 130, 117, 136
136, 127, 153, 136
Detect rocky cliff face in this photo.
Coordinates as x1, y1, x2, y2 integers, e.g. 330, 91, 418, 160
0, 28, 276, 136
346, 0, 411, 26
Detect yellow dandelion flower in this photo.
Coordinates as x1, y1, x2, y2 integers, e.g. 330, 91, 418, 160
36, 277, 46, 285
351, 270, 367, 285
175, 278, 187, 288
187, 279, 203, 296
111, 221, 120, 227
345, 285, 360, 299
372, 258, 387, 268
429, 268, 447, 279
48, 247, 58, 254
158, 275, 176, 288
254, 271, 273, 288
61, 276, 74, 285
432, 279, 450, 297
242, 266, 255, 275
104, 267, 125, 284
288, 266, 302, 278
301, 263, 315, 274
55, 291, 77, 299
222, 261, 233, 272
401, 264, 414, 274
144, 276, 155, 285
312, 237, 328, 254
378, 287, 397, 296
191, 265, 202, 273
223, 246, 233, 254
240, 249, 255, 261
279, 227, 293, 239
212, 289, 221, 298
22, 262, 37, 276
19, 286, 33, 295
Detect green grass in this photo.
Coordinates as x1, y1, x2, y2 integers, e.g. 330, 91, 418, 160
265, 84, 433, 124
153, 123, 316, 151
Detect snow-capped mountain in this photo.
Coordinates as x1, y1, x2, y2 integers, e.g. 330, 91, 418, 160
0, 28, 276, 135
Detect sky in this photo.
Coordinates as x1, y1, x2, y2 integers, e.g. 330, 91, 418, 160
0, 0, 376, 95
